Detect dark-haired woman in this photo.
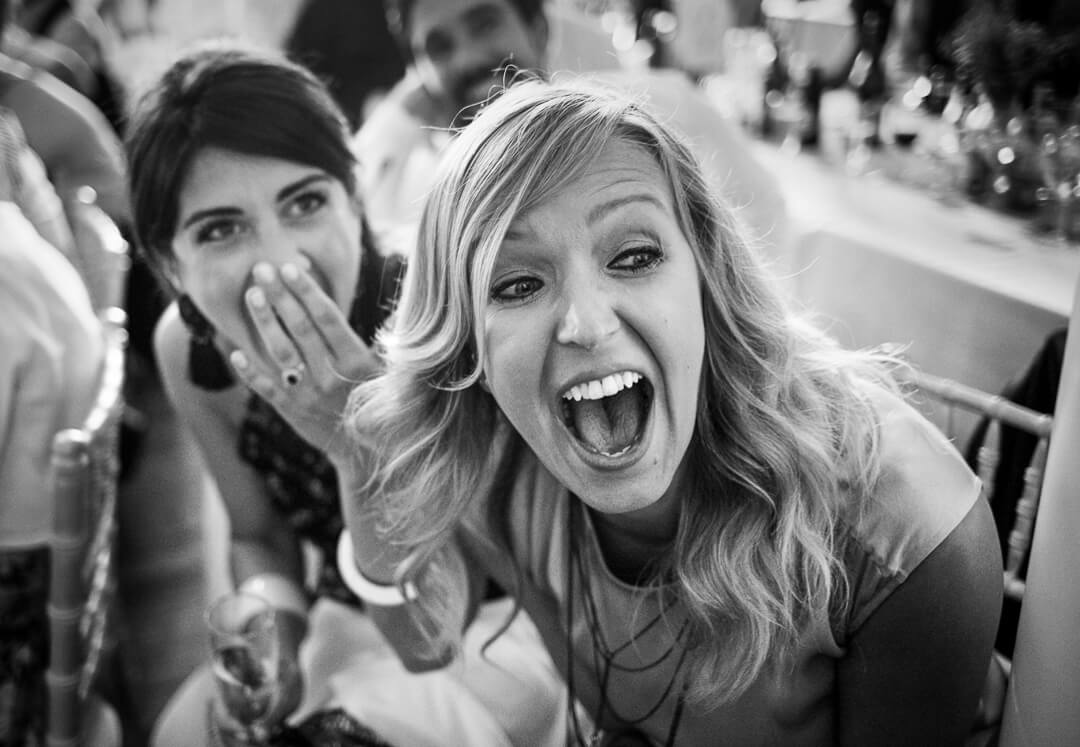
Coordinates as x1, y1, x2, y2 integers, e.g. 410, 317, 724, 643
126, 41, 561, 747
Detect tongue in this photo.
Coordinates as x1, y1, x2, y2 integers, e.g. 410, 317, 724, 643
570, 386, 644, 455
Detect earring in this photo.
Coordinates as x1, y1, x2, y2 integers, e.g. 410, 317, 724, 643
177, 294, 235, 391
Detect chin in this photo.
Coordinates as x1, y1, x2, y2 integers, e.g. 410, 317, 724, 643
568, 472, 670, 516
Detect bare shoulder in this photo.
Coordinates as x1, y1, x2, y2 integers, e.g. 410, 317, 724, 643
844, 381, 982, 588
870, 383, 975, 485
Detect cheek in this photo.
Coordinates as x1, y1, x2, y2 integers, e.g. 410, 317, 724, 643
483, 317, 543, 415
320, 212, 363, 310
652, 284, 705, 418
179, 266, 249, 342
678, 302, 706, 423
178, 256, 238, 309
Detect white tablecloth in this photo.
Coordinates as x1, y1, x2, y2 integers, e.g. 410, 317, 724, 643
750, 142, 1080, 400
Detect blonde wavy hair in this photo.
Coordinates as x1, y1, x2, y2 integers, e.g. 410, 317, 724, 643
346, 78, 900, 706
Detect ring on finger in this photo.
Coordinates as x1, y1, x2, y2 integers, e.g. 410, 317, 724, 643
281, 362, 306, 388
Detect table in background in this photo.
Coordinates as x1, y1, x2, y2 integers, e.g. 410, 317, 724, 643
749, 141, 1080, 430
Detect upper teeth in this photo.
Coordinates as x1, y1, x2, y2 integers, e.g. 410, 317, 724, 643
562, 371, 641, 402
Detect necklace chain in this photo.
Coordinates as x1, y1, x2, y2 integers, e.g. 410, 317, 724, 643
565, 499, 689, 747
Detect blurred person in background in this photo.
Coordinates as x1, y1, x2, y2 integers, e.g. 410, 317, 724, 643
355, 0, 786, 258
283, 0, 406, 131
0, 106, 107, 747
0, 4, 127, 224
0, 100, 74, 256
6, 0, 129, 133
352, 0, 549, 249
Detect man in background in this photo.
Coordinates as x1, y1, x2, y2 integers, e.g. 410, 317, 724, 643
352, 0, 548, 249
353, 0, 787, 257
0, 107, 106, 746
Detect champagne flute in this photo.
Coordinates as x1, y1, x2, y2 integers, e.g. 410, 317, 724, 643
207, 591, 281, 744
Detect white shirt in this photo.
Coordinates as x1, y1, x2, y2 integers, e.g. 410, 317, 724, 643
0, 201, 103, 547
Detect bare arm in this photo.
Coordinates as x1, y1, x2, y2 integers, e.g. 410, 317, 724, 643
156, 305, 309, 720
334, 446, 478, 673
835, 497, 1002, 745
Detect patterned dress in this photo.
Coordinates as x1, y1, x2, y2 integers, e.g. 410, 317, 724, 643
0, 548, 49, 746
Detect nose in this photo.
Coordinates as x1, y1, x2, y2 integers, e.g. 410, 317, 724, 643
556, 282, 620, 350
258, 223, 310, 269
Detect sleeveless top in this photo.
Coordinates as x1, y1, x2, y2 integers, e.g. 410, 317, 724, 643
235, 248, 403, 605
460, 386, 981, 745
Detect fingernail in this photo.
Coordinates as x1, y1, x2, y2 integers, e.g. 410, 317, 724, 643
252, 262, 274, 284
281, 263, 299, 282
247, 286, 266, 308
230, 350, 248, 370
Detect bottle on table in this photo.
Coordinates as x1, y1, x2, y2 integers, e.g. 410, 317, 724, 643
848, 8, 888, 149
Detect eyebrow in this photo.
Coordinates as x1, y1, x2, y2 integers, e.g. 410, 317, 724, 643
180, 173, 330, 230
586, 192, 665, 225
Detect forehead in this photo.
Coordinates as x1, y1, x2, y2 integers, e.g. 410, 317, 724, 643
502, 139, 674, 242
407, 0, 521, 39
177, 147, 321, 211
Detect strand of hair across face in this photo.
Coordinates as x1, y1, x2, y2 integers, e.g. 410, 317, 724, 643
565, 498, 690, 746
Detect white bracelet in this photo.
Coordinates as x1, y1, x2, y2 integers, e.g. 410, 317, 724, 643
238, 573, 309, 619
336, 529, 418, 607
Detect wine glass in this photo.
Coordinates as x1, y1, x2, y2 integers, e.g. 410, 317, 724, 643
207, 591, 281, 745
1035, 126, 1080, 247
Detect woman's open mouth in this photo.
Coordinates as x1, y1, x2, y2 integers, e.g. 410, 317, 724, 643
560, 371, 653, 458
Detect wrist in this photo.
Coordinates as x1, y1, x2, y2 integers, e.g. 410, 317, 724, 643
336, 530, 418, 606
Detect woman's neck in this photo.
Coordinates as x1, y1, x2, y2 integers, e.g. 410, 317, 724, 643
587, 500, 678, 591
579, 462, 690, 584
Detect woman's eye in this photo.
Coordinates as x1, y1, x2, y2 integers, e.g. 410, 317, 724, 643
286, 190, 328, 218
611, 244, 663, 273
491, 275, 542, 302
195, 219, 242, 244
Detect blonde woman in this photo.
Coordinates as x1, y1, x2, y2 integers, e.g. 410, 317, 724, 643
342, 78, 1003, 745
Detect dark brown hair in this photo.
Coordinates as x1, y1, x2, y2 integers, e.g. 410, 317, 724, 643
125, 42, 360, 287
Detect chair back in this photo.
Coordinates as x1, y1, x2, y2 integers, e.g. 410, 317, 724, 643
904, 369, 1054, 602
45, 306, 127, 747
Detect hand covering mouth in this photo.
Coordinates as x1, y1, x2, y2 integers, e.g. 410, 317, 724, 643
561, 371, 653, 457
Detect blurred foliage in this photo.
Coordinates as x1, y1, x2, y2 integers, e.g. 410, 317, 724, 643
947, 1, 1080, 114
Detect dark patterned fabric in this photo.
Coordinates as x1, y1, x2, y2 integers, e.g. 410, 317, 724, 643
0, 547, 49, 747
274, 707, 395, 747
236, 249, 403, 605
